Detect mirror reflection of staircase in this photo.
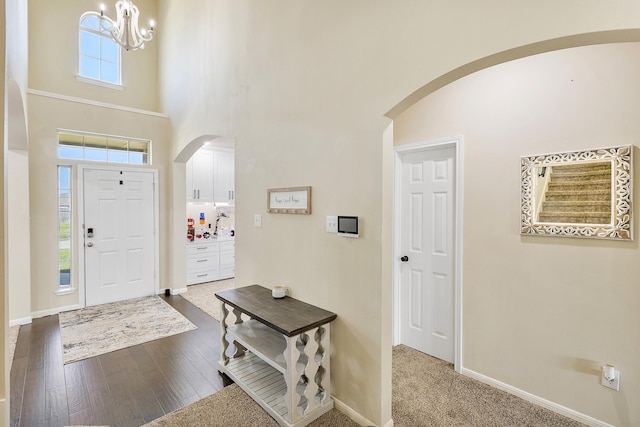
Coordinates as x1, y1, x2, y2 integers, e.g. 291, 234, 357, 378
538, 162, 612, 224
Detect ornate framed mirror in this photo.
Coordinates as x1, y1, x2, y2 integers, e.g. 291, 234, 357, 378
521, 145, 633, 240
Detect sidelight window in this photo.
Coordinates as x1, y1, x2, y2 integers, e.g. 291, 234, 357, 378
58, 166, 72, 288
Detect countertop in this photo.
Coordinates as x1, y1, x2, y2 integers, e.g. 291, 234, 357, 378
187, 235, 234, 244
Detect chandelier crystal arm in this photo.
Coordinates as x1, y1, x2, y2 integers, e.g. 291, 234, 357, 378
87, 0, 155, 51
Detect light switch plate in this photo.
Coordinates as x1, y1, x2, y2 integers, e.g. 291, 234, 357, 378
254, 214, 262, 228
326, 216, 337, 233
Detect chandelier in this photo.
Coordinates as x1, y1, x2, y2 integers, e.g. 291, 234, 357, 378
89, 1, 155, 51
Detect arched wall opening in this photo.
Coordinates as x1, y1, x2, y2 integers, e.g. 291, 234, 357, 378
7, 79, 31, 325
386, 29, 640, 119
170, 135, 236, 295
384, 31, 640, 427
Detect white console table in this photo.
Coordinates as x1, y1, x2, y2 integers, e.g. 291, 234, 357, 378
216, 285, 337, 427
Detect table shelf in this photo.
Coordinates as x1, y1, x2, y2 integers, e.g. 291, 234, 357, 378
227, 320, 287, 373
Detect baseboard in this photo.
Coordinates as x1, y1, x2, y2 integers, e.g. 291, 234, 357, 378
331, 396, 378, 426
171, 287, 187, 295
31, 303, 83, 319
381, 418, 394, 427
9, 317, 32, 327
460, 368, 615, 427
0, 398, 6, 427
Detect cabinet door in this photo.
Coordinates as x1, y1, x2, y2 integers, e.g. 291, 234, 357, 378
186, 157, 196, 202
213, 149, 235, 204
193, 150, 214, 202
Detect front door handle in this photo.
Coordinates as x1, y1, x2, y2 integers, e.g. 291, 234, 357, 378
400, 255, 409, 262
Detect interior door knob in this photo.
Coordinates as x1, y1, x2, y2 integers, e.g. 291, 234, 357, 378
87, 242, 94, 247
400, 255, 409, 262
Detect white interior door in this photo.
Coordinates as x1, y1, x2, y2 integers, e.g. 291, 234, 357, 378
83, 168, 156, 306
399, 146, 456, 363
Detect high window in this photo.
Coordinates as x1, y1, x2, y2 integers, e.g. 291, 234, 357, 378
79, 14, 121, 86
58, 130, 151, 165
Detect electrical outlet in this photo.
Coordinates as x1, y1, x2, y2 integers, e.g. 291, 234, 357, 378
601, 367, 620, 391
254, 214, 262, 228
326, 216, 337, 233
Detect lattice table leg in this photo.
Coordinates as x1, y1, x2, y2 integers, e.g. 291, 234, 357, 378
317, 324, 331, 402
282, 324, 332, 423
220, 302, 248, 365
283, 335, 302, 423
220, 301, 230, 365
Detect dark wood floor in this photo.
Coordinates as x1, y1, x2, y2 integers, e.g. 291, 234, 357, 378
10, 294, 232, 427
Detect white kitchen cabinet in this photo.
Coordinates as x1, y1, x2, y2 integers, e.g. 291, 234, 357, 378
186, 149, 214, 202
186, 241, 220, 285
219, 240, 235, 279
213, 149, 235, 204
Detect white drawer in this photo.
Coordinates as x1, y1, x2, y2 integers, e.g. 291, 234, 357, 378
187, 254, 219, 270
187, 242, 219, 255
187, 267, 220, 285
219, 240, 235, 251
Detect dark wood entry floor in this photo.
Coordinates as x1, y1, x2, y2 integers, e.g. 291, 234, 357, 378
10, 294, 232, 427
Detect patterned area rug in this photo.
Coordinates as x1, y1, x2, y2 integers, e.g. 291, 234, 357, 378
59, 295, 197, 364
179, 279, 236, 321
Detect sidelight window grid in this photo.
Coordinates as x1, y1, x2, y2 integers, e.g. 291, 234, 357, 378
58, 166, 72, 289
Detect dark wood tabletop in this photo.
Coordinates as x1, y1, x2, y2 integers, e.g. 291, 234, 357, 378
215, 284, 337, 337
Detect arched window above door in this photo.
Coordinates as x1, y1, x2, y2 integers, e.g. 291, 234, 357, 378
78, 14, 121, 87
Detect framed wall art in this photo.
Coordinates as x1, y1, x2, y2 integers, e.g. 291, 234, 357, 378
267, 186, 312, 214
520, 145, 633, 240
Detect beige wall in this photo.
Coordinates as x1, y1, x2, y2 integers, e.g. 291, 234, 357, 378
394, 42, 640, 426
25, 0, 171, 315
27, 94, 171, 314
29, 0, 159, 112
8, 150, 31, 323
1, 0, 7, 421
7, 1, 31, 325
157, 1, 640, 425
9, 1, 640, 426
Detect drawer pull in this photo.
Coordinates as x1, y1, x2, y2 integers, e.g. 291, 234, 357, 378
196, 247, 208, 250
197, 259, 208, 263
197, 273, 208, 278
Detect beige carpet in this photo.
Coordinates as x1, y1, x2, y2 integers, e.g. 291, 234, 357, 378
143, 383, 358, 427
179, 279, 236, 321
59, 296, 197, 364
142, 345, 585, 427
393, 345, 585, 426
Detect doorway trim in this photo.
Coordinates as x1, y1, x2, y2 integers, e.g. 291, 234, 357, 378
393, 136, 464, 372
77, 164, 160, 308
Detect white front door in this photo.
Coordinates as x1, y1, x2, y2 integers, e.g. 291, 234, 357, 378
83, 168, 156, 306
399, 146, 456, 362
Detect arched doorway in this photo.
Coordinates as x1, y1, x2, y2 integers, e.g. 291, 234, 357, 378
170, 135, 236, 294
385, 32, 640, 426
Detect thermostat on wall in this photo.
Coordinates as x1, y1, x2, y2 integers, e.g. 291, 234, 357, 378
337, 216, 359, 237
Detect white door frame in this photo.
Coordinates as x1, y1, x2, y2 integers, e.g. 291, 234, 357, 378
393, 136, 464, 372
77, 164, 160, 308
